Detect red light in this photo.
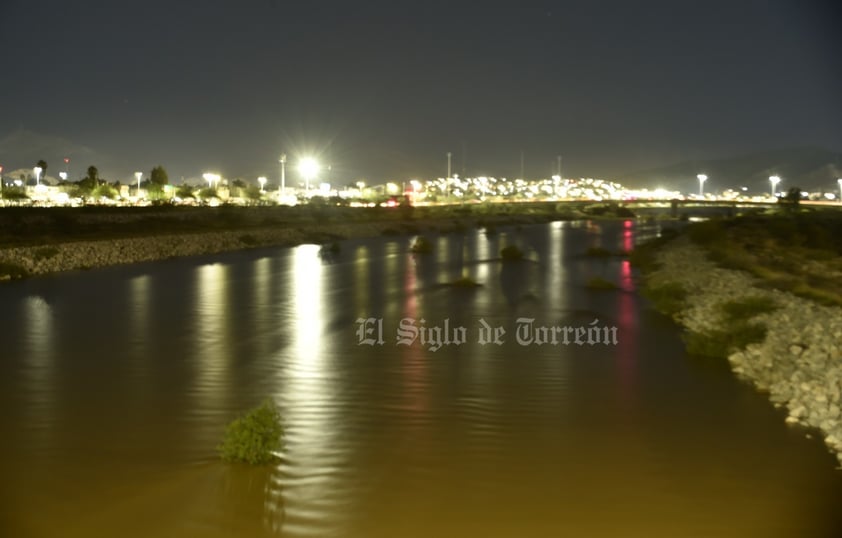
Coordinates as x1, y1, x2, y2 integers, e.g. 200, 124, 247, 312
64, 158, 70, 164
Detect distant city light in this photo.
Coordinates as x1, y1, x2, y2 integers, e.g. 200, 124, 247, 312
298, 158, 319, 192
202, 172, 221, 188
697, 174, 707, 197
769, 175, 781, 197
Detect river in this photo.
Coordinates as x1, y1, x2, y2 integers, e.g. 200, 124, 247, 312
2, 220, 841, 537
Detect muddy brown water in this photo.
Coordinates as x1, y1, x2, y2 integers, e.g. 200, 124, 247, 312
2, 221, 841, 537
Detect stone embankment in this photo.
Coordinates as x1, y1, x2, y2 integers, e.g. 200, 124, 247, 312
648, 237, 842, 466
0, 221, 393, 279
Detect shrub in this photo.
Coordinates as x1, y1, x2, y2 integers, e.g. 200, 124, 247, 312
321, 241, 341, 254
32, 246, 60, 262
719, 296, 778, 322
687, 220, 726, 245
0, 261, 29, 279
198, 187, 218, 199
451, 275, 481, 288
628, 248, 658, 272
789, 285, 842, 307
683, 323, 767, 359
643, 281, 687, 317
239, 234, 259, 246
500, 245, 524, 261
91, 184, 118, 200
684, 296, 777, 359
615, 206, 636, 218
659, 228, 680, 240
176, 185, 195, 199
218, 399, 283, 465
410, 236, 433, 254
0, 186, 28, 200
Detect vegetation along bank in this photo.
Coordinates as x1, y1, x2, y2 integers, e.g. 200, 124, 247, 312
634, 211, 842, 466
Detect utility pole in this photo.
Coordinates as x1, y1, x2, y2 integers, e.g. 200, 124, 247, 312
279, 153, 286, 200
447, 151, 452, 199
520, 151, 524, 180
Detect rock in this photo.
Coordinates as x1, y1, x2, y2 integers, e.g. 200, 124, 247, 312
646, 238, 842, 465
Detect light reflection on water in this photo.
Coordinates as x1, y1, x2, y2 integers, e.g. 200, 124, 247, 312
1, 221, 841, 537
21, 296, 55, 449
281, 244, 348, 536
128, 274, 150, 357
194, 263, 229, 412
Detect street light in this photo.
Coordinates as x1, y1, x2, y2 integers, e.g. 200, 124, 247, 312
298, 157, 319, 194
279, 153, 287, 199
34, 166, 42, 186
769, 175, 781, 198
135, 172, 143, 193
697, 174, 708, 197
202, 173, 220, 189
258, 176, 267, 192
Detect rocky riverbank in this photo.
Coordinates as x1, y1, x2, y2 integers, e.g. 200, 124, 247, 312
0, 212, 547, 280
0, 220, 396, 279
647, 236, 842, 466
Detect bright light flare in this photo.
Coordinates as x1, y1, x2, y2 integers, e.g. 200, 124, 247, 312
298, 158, 320, 179
203, 173, 221, 188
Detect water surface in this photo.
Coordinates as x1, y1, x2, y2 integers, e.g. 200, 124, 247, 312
2, 221, 841, 537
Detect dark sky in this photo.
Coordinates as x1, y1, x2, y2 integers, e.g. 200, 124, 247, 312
1, 0, 840, 184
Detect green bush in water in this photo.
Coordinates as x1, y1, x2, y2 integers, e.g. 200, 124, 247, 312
500, 245, 524, 261
218, 399, 283, 465
451, 275, 481, 288
411, 236, 433, 254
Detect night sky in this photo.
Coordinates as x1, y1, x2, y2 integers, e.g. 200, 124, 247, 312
1, 0, 840, 185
